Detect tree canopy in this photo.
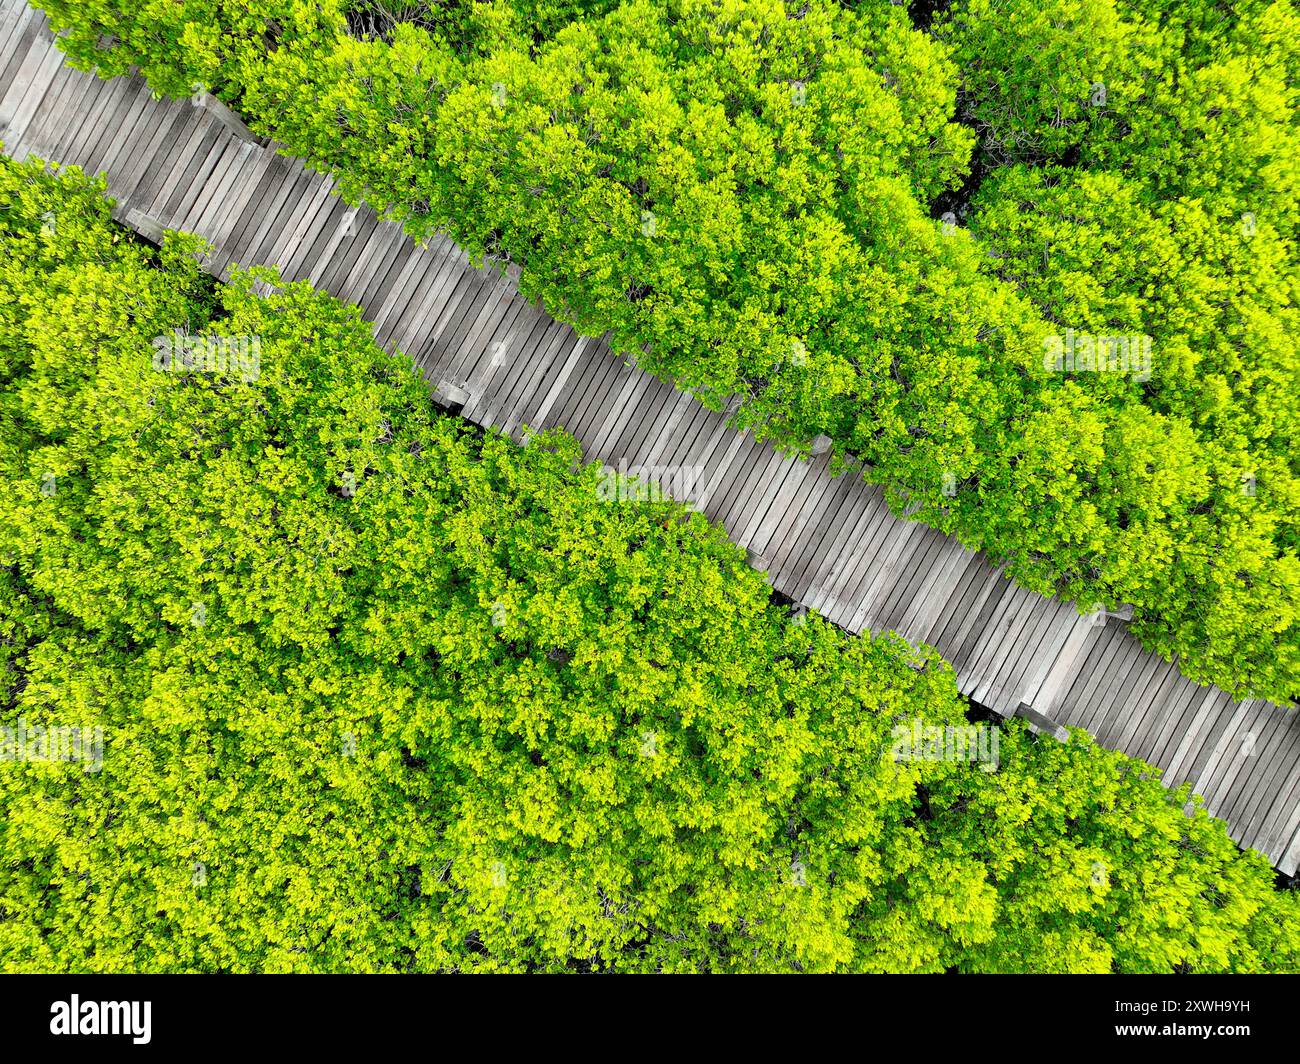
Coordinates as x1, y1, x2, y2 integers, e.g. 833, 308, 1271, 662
1, 154, 1295, 973
30, 0, 1300, 704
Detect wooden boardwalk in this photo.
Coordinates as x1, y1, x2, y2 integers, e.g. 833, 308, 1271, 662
3, 0, 1299, 873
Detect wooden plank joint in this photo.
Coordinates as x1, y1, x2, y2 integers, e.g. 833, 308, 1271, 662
190, 90, 260, 143
435, 381, 470, 413
123, 207, 166, 244
1015, 702, 1069, 743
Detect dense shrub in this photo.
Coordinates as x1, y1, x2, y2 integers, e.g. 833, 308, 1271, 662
942, 0, 1300, 695
32, 0, 1300, 702
1, 156, 1295, 972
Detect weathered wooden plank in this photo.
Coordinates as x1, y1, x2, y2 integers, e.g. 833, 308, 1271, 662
371, 240, 442, 347
1147, 675, 1215, 770
216, 149, 289, 271
585, 359, 659, 459
19, 44, 81, 158
183, 135, 254, 237
1217, 702, 1286, 831
810, 492, 897, 624
1093, 650, 1168, 750
2, 31, 62, 151
876, 529, 947, 638
441, 268, 505, 365
880, 528, 950, 635
119, 106, 199, 207
1278, 827, 1300, 876
919, 548, 988, 654
1052, 631, 1120, 732
947, 571, 1016, 678
94, 78, 162, 180
230, 156, 307, 271
327, 199, 396, 300
731, 451, 802, 552
82, 74, 150, 176
967, 586, 1042, 706
900, 538, 975, 646
1187, 698, 1257, 817
0, 0, 33, 61
1257, 738, 1300, 866
751, 454, 828, 561
0, 3, 40, 126
274, 173, 340, 280
783, 480, 858, 606
460, 297, 537, 413
190, 90, 258, 143
456, 293, 538, 409
1236, 708, 1300, 855
478, 314, 559, 429
529, 336, 591, 435
79, 72, 141, 176
612, 375, 679, 465
829, 497, 908, 629
1111, 656, 1181, 759
451, 274, 520, 375
115, 95, 183, 199
706, 433, 766, 529
207, 147, 280, 274
422, 252, 486, 349
47, 58, 102, 163
975, 588, 1058, 711
393, 237, 478, 361
501, 324, 581, 438
327, 201, 392, 300
402, 245, 471, 351
154, 119, 223, 225
352, 222, 414, 313
692, 429, 751, 520
1202, 699, 1274, 822
1077, 636, 1148, 739
565, 341, 634, 441
1164, 689, 1235, 785
1075, 631, 1144, 736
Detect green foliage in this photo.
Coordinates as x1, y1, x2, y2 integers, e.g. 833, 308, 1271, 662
929, 723, 1300, 974
942, 0, 1300, 697
343, 0, 625, 54
0, 154, 984, 972
936, 0, 1166, 164
29, 0, 1300, 702
32, 0, 977, 439
2, 155, 1295, 973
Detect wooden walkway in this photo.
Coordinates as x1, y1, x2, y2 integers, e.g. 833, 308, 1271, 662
4, 0, 1299, 873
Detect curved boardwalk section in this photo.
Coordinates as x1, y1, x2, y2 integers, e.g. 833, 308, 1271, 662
3, 0, 1298, 872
